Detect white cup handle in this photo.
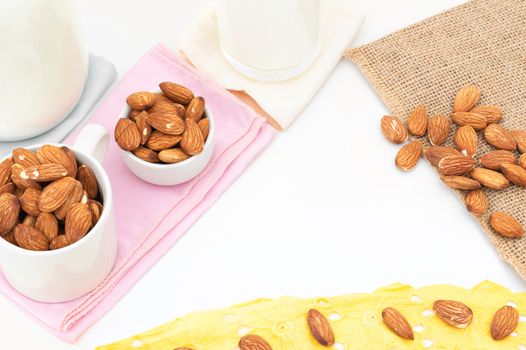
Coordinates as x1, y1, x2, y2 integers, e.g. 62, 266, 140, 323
73, 124, 109, 164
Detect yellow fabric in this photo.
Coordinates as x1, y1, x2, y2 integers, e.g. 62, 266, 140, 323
98, 281, 526, 349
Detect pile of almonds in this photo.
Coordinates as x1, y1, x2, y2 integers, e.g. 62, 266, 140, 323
174, 300, 518, 350
114, 82, 210, 164
382, 84, 526, 239
0, 145, 103, 251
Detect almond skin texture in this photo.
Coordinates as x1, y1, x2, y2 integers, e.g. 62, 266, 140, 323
382, 307, 414, 340
159, 82, 194, 105
147, 112, 185, 135
127, 109, 141, 122
12, 148, 40, 168
0, 158, 13, 186
511, 130, 526, 153
87, 200, 103, 226
65, 203, 92, 244
50, 235, 70, 250
146, 131, 182, 151
22, 215, 36, 227
465, 190, 488, 216
454, 84, 481, 112
36, 145, 77, 177
158, 148, 190, 164
0, 193, 20, 235
38, 177, 76, 212
438, 156, 476, 176
480, 150, 516, 170
491, 306, 519, 340
441, 176, 481, 190
470, 168, 510, 190
454, 125, 478, 157
14, 224, 49, 251
428, 115, 451, 146
149, 100, 185, 116
484, 124, 517, 150
180, 118, 205, 156
307, 309, 335, 346
395, 141, 422, 171
77, 165, 99, 199
126, 91, 155, 110
19, 187, 41, 217
501, 164, 526, 187
54, 180, 83, 220
10, 163, 40, 190
0, 182, 15, 195
135, 111, 152, 145
425, 146, 462, 166
239, 335, 273, 350
20, 163, 68, 182
185, 96, 205, 122
381, 116, 408, 144
35, 212, 59, 242
520, 153, 526, 169
490, 212, 524, 238
471, 105, 503, 124
451, 112, 487, 130
198, 118, 210, 140
132, 147, 160, 163
407, 105, 428, 136
60, 146, 78, 178
433, 300, 473, 328
115, 118, 141, 151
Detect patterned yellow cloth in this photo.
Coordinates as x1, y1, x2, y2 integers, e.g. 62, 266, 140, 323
98, 281, 526, 349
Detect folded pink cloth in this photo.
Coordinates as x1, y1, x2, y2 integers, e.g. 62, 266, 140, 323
0, 43, 276, 342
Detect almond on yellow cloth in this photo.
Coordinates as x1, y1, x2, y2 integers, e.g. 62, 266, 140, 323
433, 300, 473, 328
115, 118, 142, 151
126, 91, 155, 110
38, 176, 76, 212
14, 224, 49, 251
381, 307, 414, 340
160, 82, 194, 105
185, 96, 205, 121
501, 163, 526, 187
465, 190, 488, 216
181, 118, 205, 156
12, 148, 40, 168
480, 150, 516, 170
407, 105, 428, 136
491, 305, 519, 340
484, 124, 517, 150
438, 155, 476, 176
454, 84, 481, 112
381, 115, 408, 144
428, 115, 450, 145
146, 131, 182, 151
451, 112, 487, 130
490, 212, 524, 238
441, 176, 481, 190
0, 193, 20, 235
307, 309, 335, 346
470, 168, 509, 190
454, 125, 478, 157
239, 335, 273, 350
471, 105, 502, 124
424, 146, 462, 166
395, 141, 422, 171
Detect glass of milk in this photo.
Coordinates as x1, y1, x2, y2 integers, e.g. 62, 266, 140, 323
216, 0, 323, 82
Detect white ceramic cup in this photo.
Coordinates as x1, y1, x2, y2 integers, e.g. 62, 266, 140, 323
119, 93, 215, 186
0, 124, 117, 303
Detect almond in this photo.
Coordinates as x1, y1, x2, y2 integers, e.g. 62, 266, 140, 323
424, 146, 462, 166
135, 111, 152, 145
159, 82, 194, 105
87, 200, 103, 226
38, 177, 76, 212
239, 335, 273, 350
381, 115, 408, 144
433, 300, 473, 328
198, 118, 210, 140
128, 109, 141, 122
14, 224, 49, 251
20, 163, 68, 182
382, 307, 414, 340
158, 148, 189, 164
54, 180, 83, 220
50, 235, 70, 250
12, 148, 40, 168
471, 105, 502, 124
465, 189, 488, 216
115, 118, 141, 151
511, 130, 526, 153
520, 153, 526, 169
491, 305, 519, 340
501, 164, 526, 187
149, 100, 185, 116
0, 158, 13, 186
132, 147, 160, 163
438, 156, 476, 176
36, 145, 77, 177
407, 105, 428, 136
0, 193, 20, 235
441, 176, 481, 190
480, 150, 516, 170
35, 212, 59, 242
11, 164, 40, 190
146, 131, 182, 151
65, 203, 92, 244
185, 96, 205, 121
147, 112, 185, 135
19, 188, 41, 217
180, 118, 204, 156
470, 168, 510, 190
395, 141, 422, 171
490, 212, 524, 238
454, 84, 481, 112
126, 91, 155, 110
77, 165, 99, 199
451, 112, 487, 130
307, 309, 335, 346
2, 231, 17, 246
454, 125, 477, 157
0, 182, 15, 195
484, 124, 517, 150
428, 115, 451, 146
22, 215, 36, 227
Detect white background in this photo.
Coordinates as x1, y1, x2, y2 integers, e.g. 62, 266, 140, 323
2, 0, 524, 349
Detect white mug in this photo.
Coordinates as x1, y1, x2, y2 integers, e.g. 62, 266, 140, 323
0, 124, 117, 303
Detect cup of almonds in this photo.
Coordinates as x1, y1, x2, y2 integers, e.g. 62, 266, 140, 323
0, 124, 117, 303
114, 82, 215, 186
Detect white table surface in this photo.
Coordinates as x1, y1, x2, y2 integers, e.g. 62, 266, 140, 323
2, 0, 524, 348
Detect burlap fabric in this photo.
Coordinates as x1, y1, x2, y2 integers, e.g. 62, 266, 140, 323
346, 0, 526, 279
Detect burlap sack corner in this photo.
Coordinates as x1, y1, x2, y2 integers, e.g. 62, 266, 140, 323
345, 0, 526, 279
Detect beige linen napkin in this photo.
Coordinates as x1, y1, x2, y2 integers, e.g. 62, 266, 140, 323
179, 0, 364, 130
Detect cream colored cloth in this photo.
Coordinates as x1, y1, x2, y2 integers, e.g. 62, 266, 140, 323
179, 0, 364, 130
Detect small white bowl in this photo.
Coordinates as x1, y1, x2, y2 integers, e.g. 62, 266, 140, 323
118, 93, 215, 186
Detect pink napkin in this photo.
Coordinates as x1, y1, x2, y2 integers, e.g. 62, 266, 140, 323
0, 43, 276, 343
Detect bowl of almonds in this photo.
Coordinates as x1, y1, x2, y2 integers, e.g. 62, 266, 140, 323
114, 82, 214, 186
0, 124, 117, 302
